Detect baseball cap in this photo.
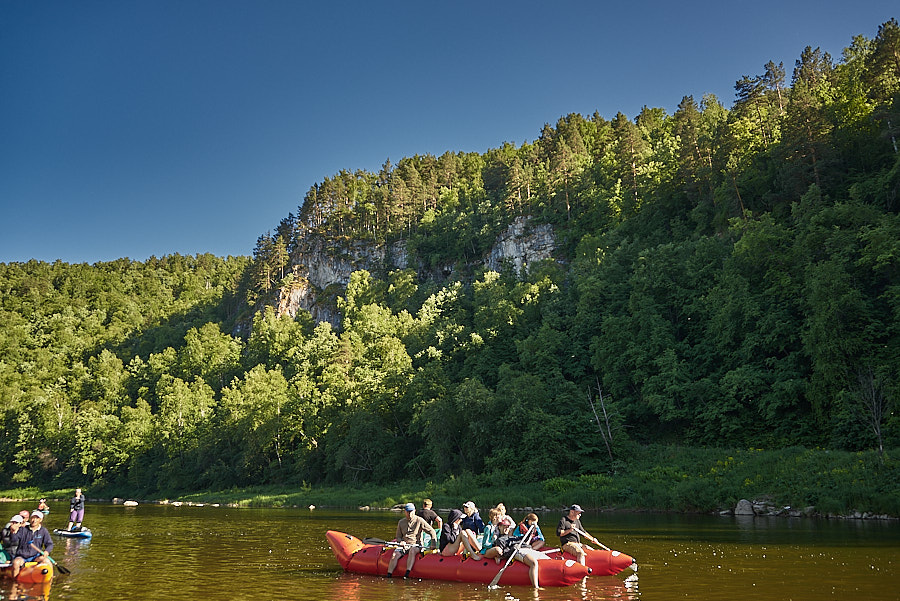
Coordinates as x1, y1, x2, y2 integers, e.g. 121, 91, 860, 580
404, 502, 415, 512
10, 515, 24, 523
30, 510, 44, 519
568, 504, 584, 513
462, 501, 476, 510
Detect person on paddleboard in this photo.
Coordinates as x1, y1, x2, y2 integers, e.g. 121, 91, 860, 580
66, 488, 86, 531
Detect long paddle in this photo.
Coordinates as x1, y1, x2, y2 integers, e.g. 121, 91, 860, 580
572, 526, 611, 551
488, 524, 535, 588
363, 536, 435, 552
362, 537, 411, 549
30, 542, 71, 574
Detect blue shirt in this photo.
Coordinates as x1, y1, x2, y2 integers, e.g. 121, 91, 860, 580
460, 510, 484, 534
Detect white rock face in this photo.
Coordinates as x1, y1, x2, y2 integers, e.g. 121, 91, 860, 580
272, 217, 555, 325
486, 217, 556, 274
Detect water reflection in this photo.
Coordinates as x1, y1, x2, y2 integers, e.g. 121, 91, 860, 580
1, 579, 52, 601
325, 573, 639, 601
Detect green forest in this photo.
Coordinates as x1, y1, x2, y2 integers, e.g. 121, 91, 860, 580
2, 21, 899, 514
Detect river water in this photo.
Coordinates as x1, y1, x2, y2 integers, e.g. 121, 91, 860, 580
1, 502, 897, 600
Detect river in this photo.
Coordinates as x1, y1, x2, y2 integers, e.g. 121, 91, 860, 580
1, 502, 897, 600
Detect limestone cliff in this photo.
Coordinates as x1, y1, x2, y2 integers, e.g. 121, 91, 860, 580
273, 216, 556, 326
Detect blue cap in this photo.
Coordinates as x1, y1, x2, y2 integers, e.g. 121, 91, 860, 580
404, 502, 415, 512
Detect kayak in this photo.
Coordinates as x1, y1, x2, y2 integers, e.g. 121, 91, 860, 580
53, 528, 92, 539
0, 560, 54, 584
539, 545, 637, 576
326, 530, 590, 586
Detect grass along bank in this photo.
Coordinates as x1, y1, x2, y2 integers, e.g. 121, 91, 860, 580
5, 445, 898, 518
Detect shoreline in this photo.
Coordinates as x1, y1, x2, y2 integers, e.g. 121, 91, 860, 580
3, 494, 896, 521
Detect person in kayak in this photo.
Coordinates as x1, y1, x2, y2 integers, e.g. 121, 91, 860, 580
386, 502, 437, 579
556, 504, 587, 565
1, 514, 25, 563
9, 511, 53, 579
66, 488, 86, 531
439, 508, 482, 559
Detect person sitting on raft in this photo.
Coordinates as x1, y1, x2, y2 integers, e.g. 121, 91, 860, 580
480, 507, 502, 549
460, 501, 485, 552
439, 509, 482, 559
386, 502, 437, 579
482, 521, 551, 588
557, 504, 587, 566
514, 512, 546, 550
494, 502, 516, 530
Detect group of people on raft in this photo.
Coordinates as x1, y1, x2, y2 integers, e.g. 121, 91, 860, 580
385, 499, 593, 588
1, 488, 86, 579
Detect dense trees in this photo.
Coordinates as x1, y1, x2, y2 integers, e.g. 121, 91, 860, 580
2, 21, 898, 495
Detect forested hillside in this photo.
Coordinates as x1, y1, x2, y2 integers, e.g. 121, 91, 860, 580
1, 21, 898, 504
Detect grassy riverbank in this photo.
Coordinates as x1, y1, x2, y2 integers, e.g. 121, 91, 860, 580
4, 445, 898, 517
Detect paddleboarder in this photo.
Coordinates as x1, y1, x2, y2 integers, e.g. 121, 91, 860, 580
66, 488, 86, 532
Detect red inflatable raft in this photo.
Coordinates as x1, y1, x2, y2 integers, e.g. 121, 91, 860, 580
326, 530, 590, 587
539, 545, 637, 576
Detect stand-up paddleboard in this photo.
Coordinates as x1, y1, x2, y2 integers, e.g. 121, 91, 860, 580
53, 527, 92, 539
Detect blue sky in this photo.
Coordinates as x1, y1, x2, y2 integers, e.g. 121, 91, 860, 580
1, 1, 895, 263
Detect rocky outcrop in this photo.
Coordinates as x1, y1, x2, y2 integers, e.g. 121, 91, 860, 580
272, 217, 557, 325
486, 217, 556, 273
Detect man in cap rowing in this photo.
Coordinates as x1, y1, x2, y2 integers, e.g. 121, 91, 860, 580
557, 503, 588, 565
386, 502, 437, 579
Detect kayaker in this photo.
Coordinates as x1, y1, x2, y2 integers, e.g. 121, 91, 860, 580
460, 501, 484, 552
1, 514, 25, 563
386, 502, 437, 579
37, 499, 49, 513
439, 508, 482, 559
9, 511, 53, 579
66, 488, 86, 531
556, 504, 587, 565
514, 513, 546, 550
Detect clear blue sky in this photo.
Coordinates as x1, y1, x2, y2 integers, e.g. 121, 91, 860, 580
1, 1, 895, 264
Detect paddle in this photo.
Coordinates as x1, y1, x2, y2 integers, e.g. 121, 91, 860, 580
488, 524, 535, 588
363, 536, 435, 552
572, 526, 611, 551
30, 542, 70, 575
